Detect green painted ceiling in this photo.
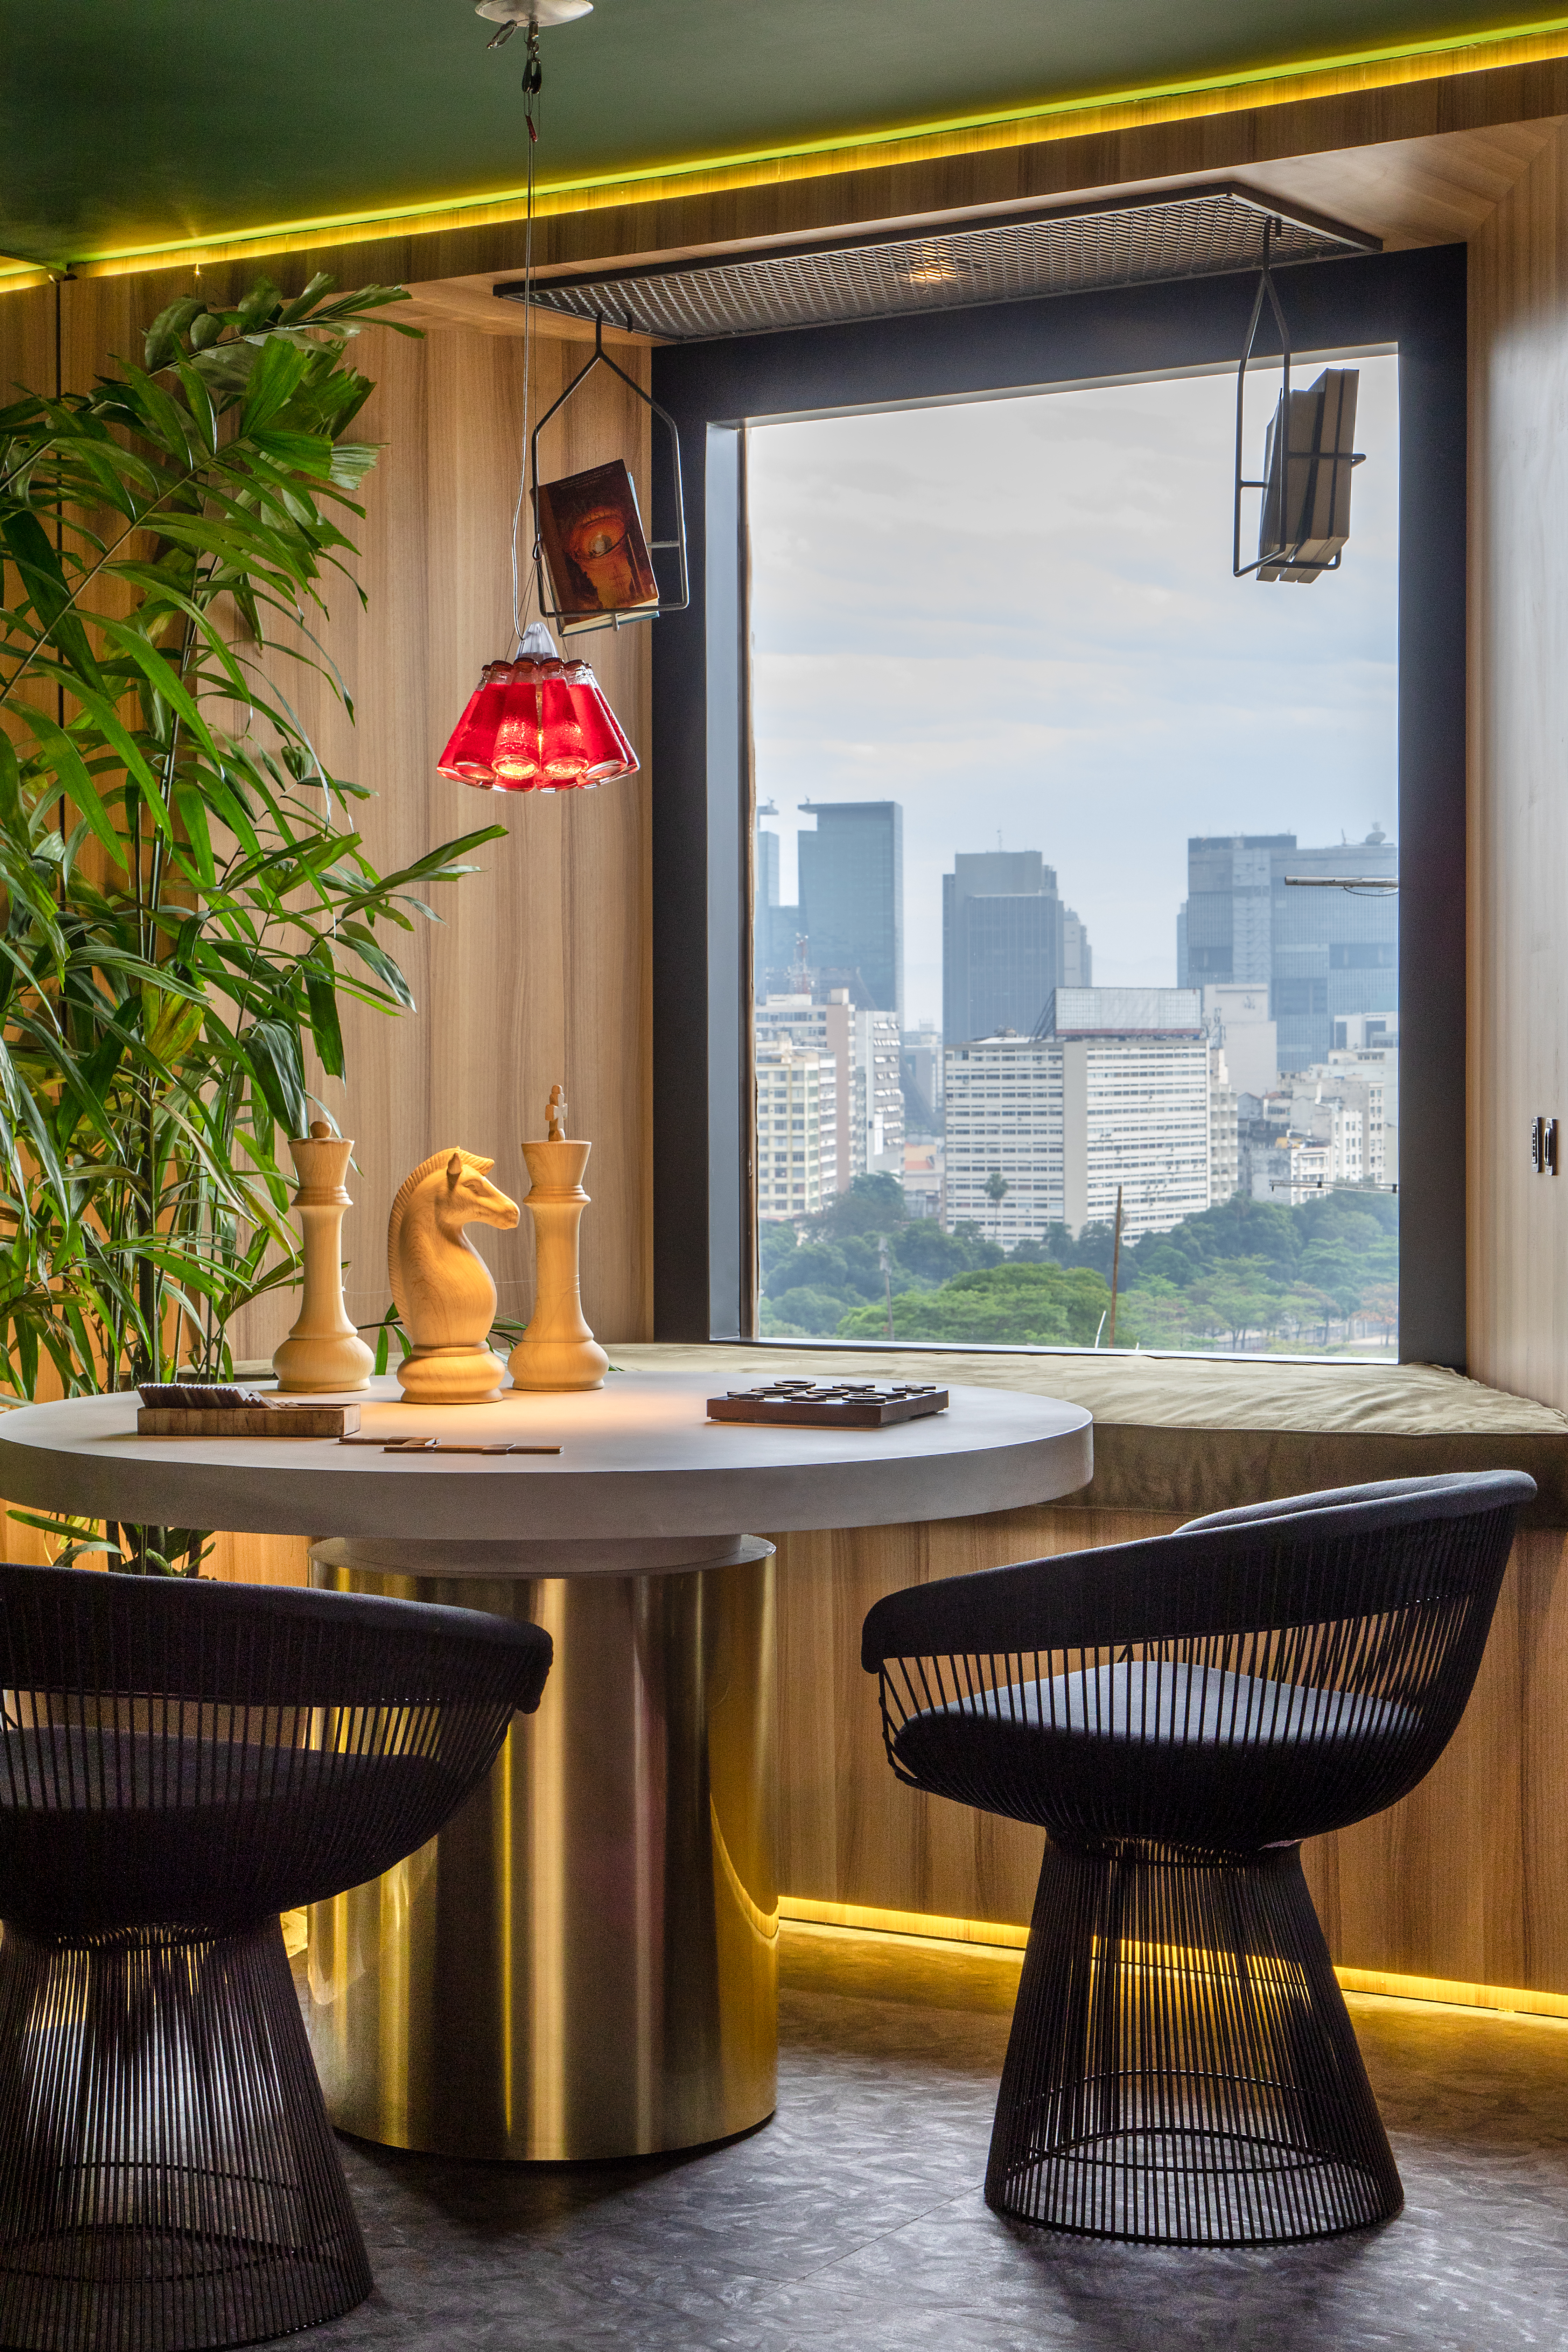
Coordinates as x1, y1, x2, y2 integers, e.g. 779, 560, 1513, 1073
0, 0, 1551, 267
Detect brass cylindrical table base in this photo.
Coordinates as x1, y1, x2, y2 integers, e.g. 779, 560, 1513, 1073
306, 1539, 777, 2161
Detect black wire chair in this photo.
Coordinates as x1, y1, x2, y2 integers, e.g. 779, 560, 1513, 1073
0, 1562, 552, 2351
861, 1471, 1533, 2247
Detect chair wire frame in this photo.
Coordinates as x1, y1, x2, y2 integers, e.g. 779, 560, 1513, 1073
0, 1563, 551, 2351
861, 1474, 1534, 2247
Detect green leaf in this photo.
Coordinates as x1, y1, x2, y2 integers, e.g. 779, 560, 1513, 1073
1, 510, 103, 689
11, 705, 129, 870
0, 278, 486, 1401
144, 295, 204, 371
240, 335, 314, 436
304, 964, 345, 1080
244, 1018, 308, 1134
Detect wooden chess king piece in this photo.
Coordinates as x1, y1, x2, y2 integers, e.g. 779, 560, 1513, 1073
507, 1085, 609, 1393
272, 1122, 376, 1393
387, 1149, 520, 1404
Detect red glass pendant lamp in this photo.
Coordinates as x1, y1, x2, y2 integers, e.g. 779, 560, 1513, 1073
438, 622, 637, 793
439, 1, 640, 798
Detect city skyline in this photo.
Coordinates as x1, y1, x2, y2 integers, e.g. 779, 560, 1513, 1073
748, 354, 1400, 1028
758, 811, 1396, 1059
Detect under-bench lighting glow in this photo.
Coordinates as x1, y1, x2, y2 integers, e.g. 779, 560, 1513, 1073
778, 1897, 1568, 2022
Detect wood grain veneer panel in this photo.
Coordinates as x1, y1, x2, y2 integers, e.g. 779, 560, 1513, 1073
1469, 117, 1568, 1413
210, 315, 654, 1365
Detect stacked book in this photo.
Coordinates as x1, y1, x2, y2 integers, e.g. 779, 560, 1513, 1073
1258, 367, 1360, 583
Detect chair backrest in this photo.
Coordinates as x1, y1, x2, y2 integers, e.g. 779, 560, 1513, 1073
0, 1562, 553, 1934
861, 1471, 1534, 1846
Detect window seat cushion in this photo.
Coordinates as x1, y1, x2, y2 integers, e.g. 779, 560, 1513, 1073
616, 1344, 1568, 1527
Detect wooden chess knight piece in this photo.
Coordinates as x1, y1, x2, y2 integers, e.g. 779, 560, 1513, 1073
508, 1085, 608, 1393
387, 1149, 520, 1404
272, 1123, 376, 1393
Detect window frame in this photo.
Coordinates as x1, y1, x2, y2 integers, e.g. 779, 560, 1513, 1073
650, 244, 1466, 1367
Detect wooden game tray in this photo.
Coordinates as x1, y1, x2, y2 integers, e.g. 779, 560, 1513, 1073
706, 1381, 948, 1429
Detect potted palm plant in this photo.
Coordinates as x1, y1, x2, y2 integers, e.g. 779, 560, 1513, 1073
0, 272, 504, 1567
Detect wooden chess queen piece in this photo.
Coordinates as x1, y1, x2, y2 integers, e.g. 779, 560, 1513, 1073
272, 1122, 376, 1393
507, 1086, 609, 1393
387, 1149, 520, 1404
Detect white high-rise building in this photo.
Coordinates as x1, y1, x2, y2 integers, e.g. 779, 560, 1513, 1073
756, 989, 903, 1191
755, 1041, 836, 1220
1209, 1046, 1240, 1205
855, 1008, 905, 1176
943, 990, 1211, 1245
942, 1034, 1065, 1245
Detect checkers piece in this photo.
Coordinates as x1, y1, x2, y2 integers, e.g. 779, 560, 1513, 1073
706, 1381, 948, 1429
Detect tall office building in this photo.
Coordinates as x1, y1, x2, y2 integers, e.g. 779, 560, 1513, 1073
1181, 830, 1397, 1072
1062, 905, 1093, 989
900, 1020, 944, 1135
1271, 829, 1398, 1071
797, 800, 904, 1019
755, 818, 779, 917
753, 802, 802, 1000
1182, 835, 1291, 989
942, 850, 1092, 1045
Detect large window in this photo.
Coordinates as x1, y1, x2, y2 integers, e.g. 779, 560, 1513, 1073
748, 359, 1402, 1357
650, 249, 1465, 1364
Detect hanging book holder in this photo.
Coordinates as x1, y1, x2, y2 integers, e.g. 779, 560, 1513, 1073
530, 316, 690, 634
1233, 219, 1365, 581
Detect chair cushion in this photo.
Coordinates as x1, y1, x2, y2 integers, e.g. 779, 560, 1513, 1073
939, 1661, 1415, 1746
0, 1726, 460, 1934
890, 1659, 1421, 1853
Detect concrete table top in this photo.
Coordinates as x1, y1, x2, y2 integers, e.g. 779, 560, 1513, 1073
0, 1370, 1093, 1565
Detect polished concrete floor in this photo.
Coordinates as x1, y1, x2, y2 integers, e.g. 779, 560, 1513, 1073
294, 1924, 1568, 2351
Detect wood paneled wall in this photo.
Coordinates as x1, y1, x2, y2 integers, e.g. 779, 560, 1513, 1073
223, 317, 654, 1364
0, 276, 654, 1586
778, 1508, 1568, 1994
1469, 117, 1568, 1413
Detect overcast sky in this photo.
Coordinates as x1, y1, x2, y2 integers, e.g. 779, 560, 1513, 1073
748, 349, 1400, 1031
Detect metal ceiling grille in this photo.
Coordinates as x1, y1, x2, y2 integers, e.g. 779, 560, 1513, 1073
502, 187, 1380, 343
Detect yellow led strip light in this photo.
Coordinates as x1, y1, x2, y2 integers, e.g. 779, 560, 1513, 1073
7, 12, 1568, 291
779, 1896, 1568, 2021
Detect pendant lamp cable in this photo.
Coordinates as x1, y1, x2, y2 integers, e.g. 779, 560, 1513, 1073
508, 19, 544, 655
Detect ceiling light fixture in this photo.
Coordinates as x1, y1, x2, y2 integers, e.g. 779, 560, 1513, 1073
438, 0, 640, 795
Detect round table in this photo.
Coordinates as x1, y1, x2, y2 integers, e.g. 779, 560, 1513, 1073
0, 1366, 1092, 2160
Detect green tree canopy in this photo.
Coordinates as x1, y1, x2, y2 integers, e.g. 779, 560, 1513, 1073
838, 1260, 1109, 1347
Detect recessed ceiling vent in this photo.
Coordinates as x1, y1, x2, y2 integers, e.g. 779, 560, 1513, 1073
498, 185, 1380, 343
